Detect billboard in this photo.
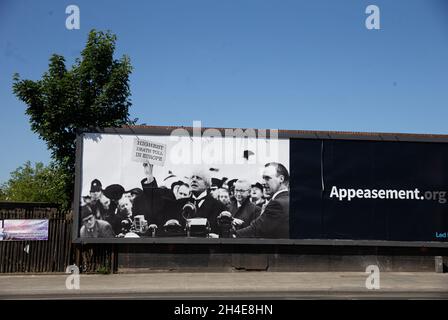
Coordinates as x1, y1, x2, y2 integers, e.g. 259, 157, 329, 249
0, 219, 49, 241
74, 127, 448, 244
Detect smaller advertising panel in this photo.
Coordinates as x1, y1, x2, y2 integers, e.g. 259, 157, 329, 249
0, 219, 49, 241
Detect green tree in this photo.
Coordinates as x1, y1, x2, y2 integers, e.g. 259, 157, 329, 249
12, 30, 134, 208
0, 185, 5, 200
0, 161, 68, 204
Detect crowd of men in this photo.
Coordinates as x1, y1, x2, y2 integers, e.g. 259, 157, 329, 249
79, 162, 290, 239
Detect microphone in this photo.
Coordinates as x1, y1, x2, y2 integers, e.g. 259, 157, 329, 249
217, 211, 234, 238
217, 211, 233, 224
120, 219, 132, 233
163, 219, 182, 233
148, 224, 158, 237
181, 202, 196, 220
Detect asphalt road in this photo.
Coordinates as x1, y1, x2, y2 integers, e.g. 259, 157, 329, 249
1, 272, 447, 299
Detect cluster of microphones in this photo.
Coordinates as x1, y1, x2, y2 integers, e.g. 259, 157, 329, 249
118, 202, 235, 238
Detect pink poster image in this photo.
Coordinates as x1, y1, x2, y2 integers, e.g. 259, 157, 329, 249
1, 220, 49, 241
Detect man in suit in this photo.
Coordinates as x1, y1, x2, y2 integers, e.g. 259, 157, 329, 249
133, 163, 225, 236
80, 206, 115, 238
187, 168, 226, 234
132, 162, 178, 228
230, 179, 261, 229
235, 162, 289, 239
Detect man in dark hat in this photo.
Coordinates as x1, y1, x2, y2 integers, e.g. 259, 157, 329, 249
88, 179, 110, 220
102, 184, 135, 235
250, 182, 266, 208
123, 188, 143, 201
226, 178, 237, 190
103, 184, 125, 202
79, 206, 115, 238
89, 179, 103, 201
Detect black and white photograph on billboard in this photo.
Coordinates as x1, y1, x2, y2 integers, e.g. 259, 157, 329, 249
79, 129, 289, 240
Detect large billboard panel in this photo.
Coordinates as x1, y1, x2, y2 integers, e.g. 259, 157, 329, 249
74, 127, 448, 244
78, 129, 289, 241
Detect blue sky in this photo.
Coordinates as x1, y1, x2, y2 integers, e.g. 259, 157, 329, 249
1, 0, 448, 182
